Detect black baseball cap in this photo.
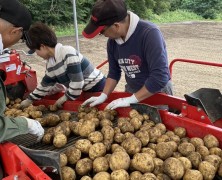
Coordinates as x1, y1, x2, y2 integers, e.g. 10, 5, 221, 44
82, 0, 127, 39
0, 0, 32, 39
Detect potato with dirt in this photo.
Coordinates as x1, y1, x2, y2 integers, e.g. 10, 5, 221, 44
187, 151, 202, 169
60, 153, 68, 167
79, 120, 96, 137
156, 142, 174, 160
80, 176, 92, 180
93, 157, 109, 173
209, 147, 222, 156
29, 110, 43, 119
149, 127, 162, 143
178, 157, 192, 170
88, 131, 103, 143
141, 173, 157, 180
196, 145, 210, 159
53, 133, 67, 148
121, 136, 142, 155
114, 132, 125, 144
155, 123, 167, 135
61, 166, 76, 180
70, 121, 82, 135
89, 143, 106, 160
65, 146, 81, 165
173, 126, 186, 138
183, 169, 203, 180
198, 161, 216, 180
75, 158, 93, 176
59, 111, 71, 121
131, 153, 154, 173
130, 117, 142, 130
109, 151, 130, 171
129, 171, 142, 180
141, 147, 156, 158
163, 157, 185, 179
42, 133, 54, 144
178, 142, 195, 156
204, 154, 221, 170
203, 134, 219, 148
93, 172, 110, 180
48, 104, 58, 112
153, 158, 164, 175
135, 130, 149, 146
44, 113, 60, 126
190, 137, 204, 148
110, 169, 129, 180
74, 139, 92, 154
101, 125, 114, 141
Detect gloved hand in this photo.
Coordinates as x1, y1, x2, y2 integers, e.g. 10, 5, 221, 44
26, 118, 44, 142
20, 99, 33, 109
54, 95, 68, 108
48, 83, 66, 95
82, 93, 107, 107
106, 94, 138, 110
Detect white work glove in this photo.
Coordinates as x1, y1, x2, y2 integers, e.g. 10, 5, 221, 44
48, 83, 66, 95
82, 93, 107, 107
54, 95, 68, 108
20, 99, 33, 109
26, 118, 44, 142
106, 94, 139, 110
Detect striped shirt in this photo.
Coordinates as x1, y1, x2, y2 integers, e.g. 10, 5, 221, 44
28, 43, 104, 100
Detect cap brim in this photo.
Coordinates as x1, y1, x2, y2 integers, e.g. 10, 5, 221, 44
82, 21, 105, 39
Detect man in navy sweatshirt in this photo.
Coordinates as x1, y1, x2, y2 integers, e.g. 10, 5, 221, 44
82, 0, 173, 109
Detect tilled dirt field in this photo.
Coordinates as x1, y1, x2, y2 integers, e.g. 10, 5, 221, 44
13, 21, 222, 98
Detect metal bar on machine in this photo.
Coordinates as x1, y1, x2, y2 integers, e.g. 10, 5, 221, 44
72, 0, 80, 53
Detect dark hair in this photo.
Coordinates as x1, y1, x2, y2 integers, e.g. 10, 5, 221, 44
26, 22, 57, 50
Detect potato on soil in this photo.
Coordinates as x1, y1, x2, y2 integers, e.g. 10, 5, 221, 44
183, 169, 203, 180
42, 133, 54, 144
198, 161, 216, 180
61, 166, 76, 180
89, 143, 106, 160
178, 142, 195, 156
74, 139, 92, 154
178, 157, 192, 170
141, 173, 156, 180
60, 153, 68, 167
65, 146, 81, 165
204, 155, 221, 170
109, 151, 130, 171
190, 137, 204, 148
153, 158, 164, 175
163, 157, 185, 179
196, 145, 210, 159
131, 153, 154, 173
53, 133, 67, 148
93, 157, 109, 173
173, 126, 186, 138
156, 142, 174, 160
44, 113, 60, 126
59, 112, 71, 121
121, 136, 142, 156
79, 120, 96, 137
135, 130, 149, 146
203, 134, 219, 148
80, 176, 92, 180
75, 158, 93, 176
129, 171, 142, 180
93, 172, 110, 180
187, 152, 202, 169
111, 169, 129, 180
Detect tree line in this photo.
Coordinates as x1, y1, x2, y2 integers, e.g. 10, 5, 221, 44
20, 0, 222, 26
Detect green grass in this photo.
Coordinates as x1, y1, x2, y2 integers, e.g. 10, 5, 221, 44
53, 10, 221, 36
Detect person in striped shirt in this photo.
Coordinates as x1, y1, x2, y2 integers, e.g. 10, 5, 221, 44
20, 22, 105, 108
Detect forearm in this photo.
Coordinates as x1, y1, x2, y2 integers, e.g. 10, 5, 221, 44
102, 78, 118, 96
134, 86, 153, 102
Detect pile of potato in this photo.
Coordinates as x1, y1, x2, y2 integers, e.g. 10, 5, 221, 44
5, 98, 222, 180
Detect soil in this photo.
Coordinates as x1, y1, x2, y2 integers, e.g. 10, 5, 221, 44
13, 21, 222, 98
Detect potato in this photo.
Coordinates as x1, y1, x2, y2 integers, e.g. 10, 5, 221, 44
172, 152, 182, 158
204, 155, 221, 170
93, 172, 110, 180
119, 120, 134, 133
88, 131, 103, 143
218, 163, 222, 176
173, 127, 186, 138
79, 120, 96, 137
209, 147, 222, 156
129, 171, 142, 180
187, 152, 202, 169
155, 123, 167, 135
156, 142, 174, 160
109, 151, 130, 171
203, 134, 219, 148
48, 104, 58, 112
163, 157, 185, 179
141, 173, 156, 180
59, 112, 71, 121
141, 148, 156, 158
156, 173, 171, 180
75, 139, 92, 154
53, 133, 67, 148
178, 157, 192, 170
66, 146, 81, 165
89, 143, 106, 160
124, 132, 134, 139
153, 158, 164, 175
196, 145, 210, 159
180, 137, 190, 143
42, 133, 54, 144
129, 109, 139, 118
183, 169, 203, 180
114, 132, 125, 144
198, 161, 216, 180
97, 111, 113, 120
190, 137, 204, 148
131, 153, 154, 173
135, 130, 149, 146
44, 113, 60, 126
90, 117, 100, 127
167, 141, 178, 152
80, 176, 92, 180
75, 158, 92, 176
169, 135, 180, 145
60, 153, 68, 167
101, 126, 114, 141
149, 127, 162, 143
121, 137, 142, 155
54, 123, 71, 136
157, 134, 171, 143
111, 169, 129, 180
178, 142, 195, 156
93, 157, 109, 173
61, 166, 76, 180
130, 117, 142, 130
36, 105, 47, 112
70, 121, 82, 135
100, 119, 113, 127
147, 143, 157, 151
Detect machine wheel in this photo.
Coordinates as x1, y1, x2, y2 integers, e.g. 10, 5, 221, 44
6, 81, 26, 100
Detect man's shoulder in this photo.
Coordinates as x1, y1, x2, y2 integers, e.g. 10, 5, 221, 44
137, 20, 159, 30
